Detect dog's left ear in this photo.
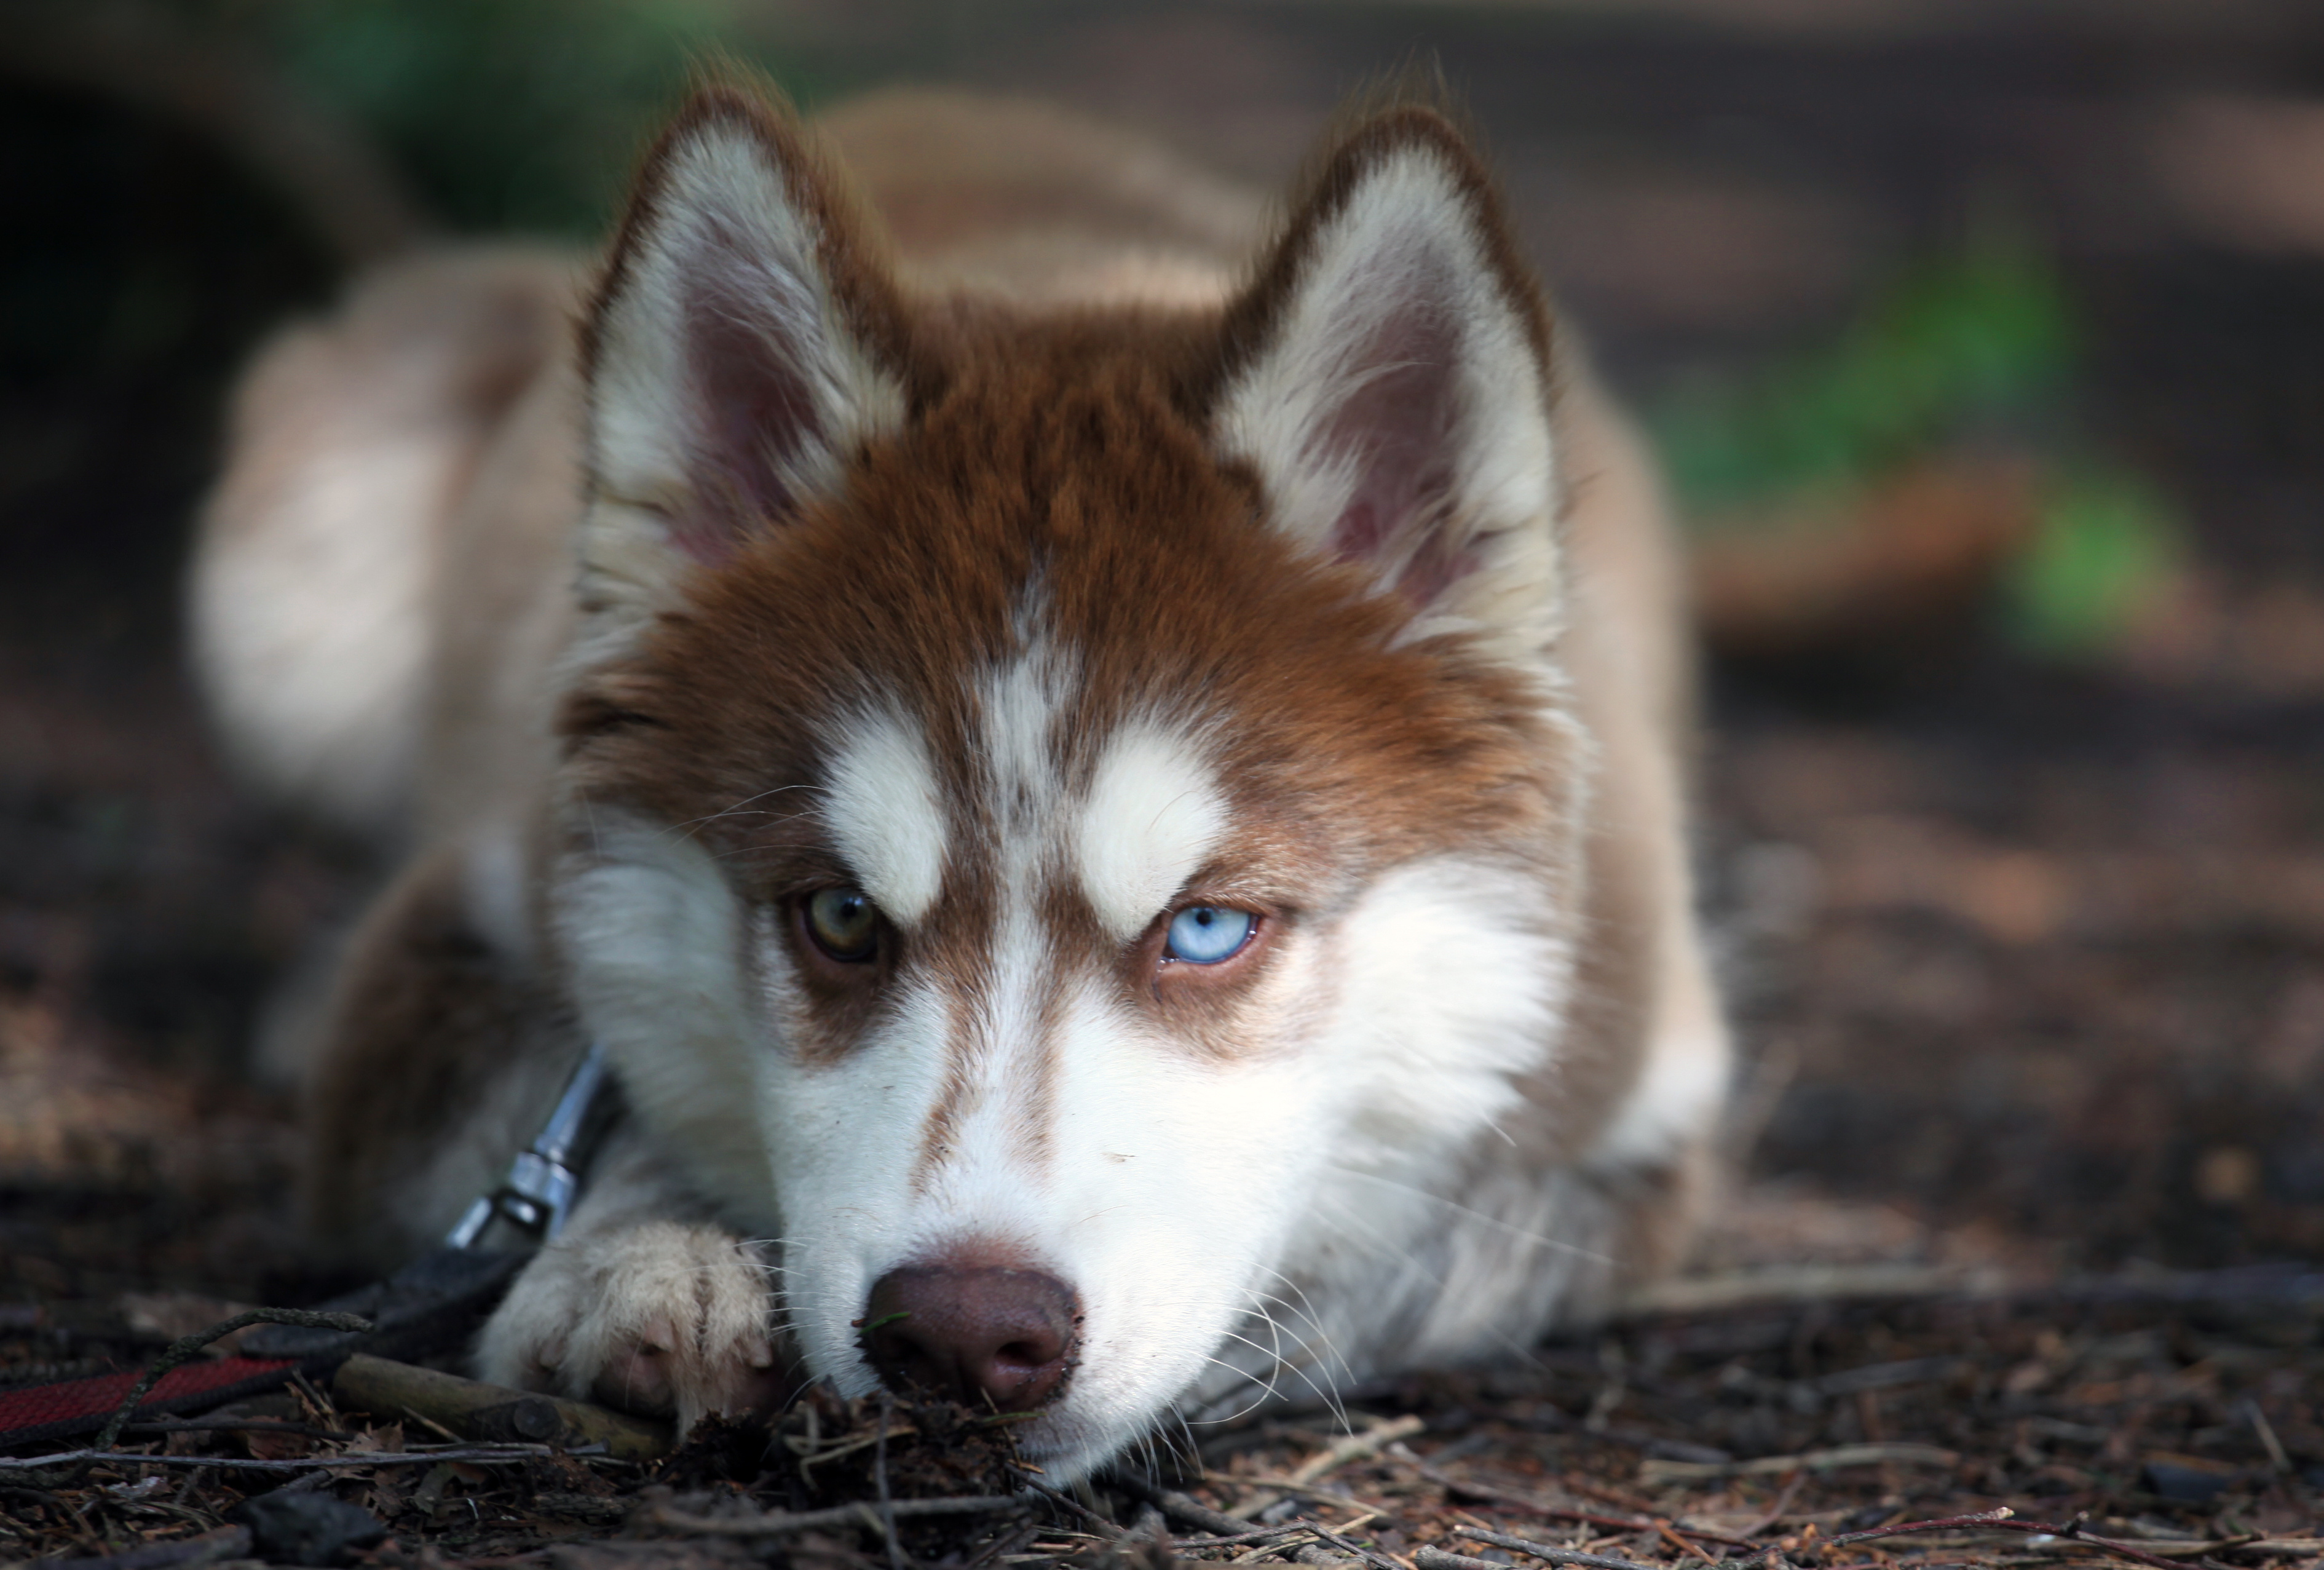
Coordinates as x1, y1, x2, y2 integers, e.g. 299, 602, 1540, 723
1213, 108, 1561, 651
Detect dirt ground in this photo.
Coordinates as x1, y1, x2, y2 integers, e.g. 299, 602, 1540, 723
1, 2, 2319, 1565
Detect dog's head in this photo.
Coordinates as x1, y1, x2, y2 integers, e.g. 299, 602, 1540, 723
551, 87, 1586, 1474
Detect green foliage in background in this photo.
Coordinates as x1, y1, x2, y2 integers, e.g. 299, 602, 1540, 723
1653, 231, 2186, 657
1654, 234, 2077, 519
251, 0, 810, 236
2002, 470, 2181, 657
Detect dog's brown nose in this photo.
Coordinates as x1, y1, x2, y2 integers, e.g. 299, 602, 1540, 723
860, 1265, 1079, 1410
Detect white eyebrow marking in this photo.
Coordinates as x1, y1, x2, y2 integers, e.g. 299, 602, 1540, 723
1077, 720, 1230, 942
821, 707, 949, 924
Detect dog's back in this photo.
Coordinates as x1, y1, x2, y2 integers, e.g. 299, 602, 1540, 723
192, 86, 1727, 1468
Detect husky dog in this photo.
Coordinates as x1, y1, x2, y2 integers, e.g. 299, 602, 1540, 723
192, 84, 1728, 1478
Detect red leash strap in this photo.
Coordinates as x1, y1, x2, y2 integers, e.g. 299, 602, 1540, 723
0, 1049, 609, 1454
0, 1356, 301, 1451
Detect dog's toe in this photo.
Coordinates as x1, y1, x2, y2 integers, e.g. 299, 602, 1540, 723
590, 1319, 679, 1416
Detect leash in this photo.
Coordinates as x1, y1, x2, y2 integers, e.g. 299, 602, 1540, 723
0, 1044, 614, 1451
445, 1042, 610, 1249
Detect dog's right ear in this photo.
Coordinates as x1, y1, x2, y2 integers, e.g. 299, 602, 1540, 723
576, 89, 909, 658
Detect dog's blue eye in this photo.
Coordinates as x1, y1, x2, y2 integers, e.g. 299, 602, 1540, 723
1164, 906, 1253, 964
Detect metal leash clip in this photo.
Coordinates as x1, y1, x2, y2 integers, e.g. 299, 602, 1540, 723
445, 1042, 611, 1249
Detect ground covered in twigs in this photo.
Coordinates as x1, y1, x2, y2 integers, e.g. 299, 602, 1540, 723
3, 1279, 2320, 1569
7, 3, 2324, 1568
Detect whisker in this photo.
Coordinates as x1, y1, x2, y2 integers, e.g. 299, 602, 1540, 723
1320, 1164, 1614, 1264
669, 784, 826, 841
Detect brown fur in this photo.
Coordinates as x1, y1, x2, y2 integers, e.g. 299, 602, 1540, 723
304, 847, 576, 1252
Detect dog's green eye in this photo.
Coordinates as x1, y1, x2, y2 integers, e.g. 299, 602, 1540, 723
804, 887, 881, 962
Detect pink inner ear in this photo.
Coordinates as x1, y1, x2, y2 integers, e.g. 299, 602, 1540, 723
665, 223, 832, 566
1318, 287, 1478, 610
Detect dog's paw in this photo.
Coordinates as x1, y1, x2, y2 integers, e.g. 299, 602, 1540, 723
475, 1221, 784, 1434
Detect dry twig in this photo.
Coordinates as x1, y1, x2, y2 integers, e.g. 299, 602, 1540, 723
1452, 1524, 1669, 1570
1019, 1476, 1125, 1540
1396, 1447, 1756, 1549
1233, 1414, 1428, 1520
650, 1495, 1027, 1538
1640, 1444, 1958, 1484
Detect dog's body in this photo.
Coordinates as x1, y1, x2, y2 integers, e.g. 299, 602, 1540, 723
193, 86, 1727, 1477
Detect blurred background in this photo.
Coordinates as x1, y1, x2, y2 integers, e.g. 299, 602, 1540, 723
4, 0, 2323, 1308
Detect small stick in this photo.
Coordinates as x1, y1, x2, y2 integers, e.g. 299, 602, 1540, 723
1734, 1470, 1807, 1539
1112, 1474, 1262, 1537
90, 1308, 374, 1457
1704, 1509, 2197, 1570
1172, 1526, 1340, 1548
874, 1390, 902, 1570
1235, 1414, 1425, 1520
401, 1405, 464, 1444
1309, 1519, 1410, 1570
1821, 1510, 2194, 1570
1421, 1548, 1548, 1570
1452, 1525, 1666, 1570
167, 1462, 211, 1509
1400, 1452, 1754, 1551
965, 1520, 1044, 1570
1641, 1443, 1958, 1485
1563, 1478, 1664, 1516
1235, 1533, 1315, 1564
797, 1424, 918, 1483
1662, 1524, 1720, 1565
650, 1495, 1026, 1539
288, 1368, 338, 1422
121, 1419, 352, 1441
2243, 1400, 2293, 1475
1236, 1475, 1378, 1509
332, 1354, 673, 1461
1290, 1415, 1428, 1487
1019, 1475, 1123, 1540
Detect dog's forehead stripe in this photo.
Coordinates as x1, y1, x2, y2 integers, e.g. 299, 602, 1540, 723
978, 625, 1077, 822
1077, 721, 1229, 942
821, 707, 949, 925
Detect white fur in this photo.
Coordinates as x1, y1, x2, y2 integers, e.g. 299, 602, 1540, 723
1076, 720, 1230, 940
1214, 146, 1563, 659
1226, 856, 1579, 1381
575, 122, 906, 671
553, 807, 780, 1215
821, 708, 951, 926
978, 617, 1079, 834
